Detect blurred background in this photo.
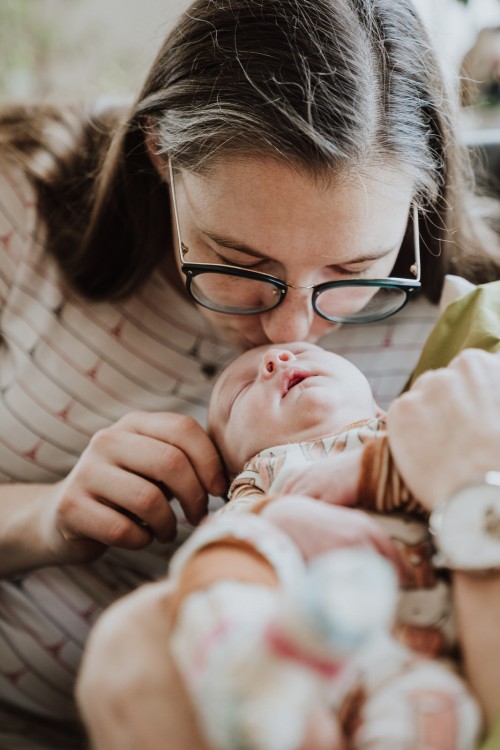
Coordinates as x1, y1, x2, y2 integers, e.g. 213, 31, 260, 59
0, 0, 187, 102
1, 0, 500, 133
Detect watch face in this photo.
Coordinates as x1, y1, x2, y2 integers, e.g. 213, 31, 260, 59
435, 482, 500, 571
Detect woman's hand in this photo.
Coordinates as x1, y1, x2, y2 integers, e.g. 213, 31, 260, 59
77, 580, 212, 750
43, 411, 226, 565
387, 349, 500, 510
281, 450, 363, 507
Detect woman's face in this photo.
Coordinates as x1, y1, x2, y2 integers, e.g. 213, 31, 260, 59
169, 156, 415, 350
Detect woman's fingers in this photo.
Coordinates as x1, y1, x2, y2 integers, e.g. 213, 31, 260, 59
59, 464, 176, 544
387, 349, 500, 508
85, 430, 210, 525
49, 411, 227, 562
114, 412, 227, 497
78, 410, 227, 524
58, 492, 156, 549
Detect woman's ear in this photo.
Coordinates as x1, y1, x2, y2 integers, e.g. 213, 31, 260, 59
144, 123, 169, 182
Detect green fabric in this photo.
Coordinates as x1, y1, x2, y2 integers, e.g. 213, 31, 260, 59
404, 281, 500, 391
479, 715, 500, 750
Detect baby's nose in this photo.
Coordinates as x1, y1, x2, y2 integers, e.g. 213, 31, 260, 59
261, 349, 296, 376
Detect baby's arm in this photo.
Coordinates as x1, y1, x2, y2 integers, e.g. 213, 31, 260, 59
281, 434, 427, 516
280, 450, 363, 507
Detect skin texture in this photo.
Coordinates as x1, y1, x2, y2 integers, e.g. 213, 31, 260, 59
76, 581, 211, 750
207, 342, 377, 474
282, 349, 500, 514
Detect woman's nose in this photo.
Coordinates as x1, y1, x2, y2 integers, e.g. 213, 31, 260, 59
261, 349, 296, 377
260, 288, 314, 344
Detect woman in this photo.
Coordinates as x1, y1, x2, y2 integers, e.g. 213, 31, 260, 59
0, 0, 499, 745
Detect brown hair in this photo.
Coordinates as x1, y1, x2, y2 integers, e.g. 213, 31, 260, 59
1, 0, 499, 302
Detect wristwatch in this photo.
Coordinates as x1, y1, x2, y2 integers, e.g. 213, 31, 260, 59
430, 472, 500, 573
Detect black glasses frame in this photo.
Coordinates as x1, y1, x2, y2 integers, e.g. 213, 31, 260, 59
169, 162, 422, 324
182, 264, 419, 322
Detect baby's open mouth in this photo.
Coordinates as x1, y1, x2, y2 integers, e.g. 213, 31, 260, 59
282, 370, 312, 397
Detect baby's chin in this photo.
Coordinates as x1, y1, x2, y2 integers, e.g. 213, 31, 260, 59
237, 420, 348, 463
265, 409, 376, 451
292, 403, 374, 435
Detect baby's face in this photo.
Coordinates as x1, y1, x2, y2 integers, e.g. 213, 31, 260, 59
208, 342, 377, 475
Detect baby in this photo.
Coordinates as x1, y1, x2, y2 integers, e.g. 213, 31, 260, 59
168, 343, 481, 750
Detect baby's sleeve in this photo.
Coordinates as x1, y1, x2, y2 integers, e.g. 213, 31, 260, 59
358, 432, 427, 515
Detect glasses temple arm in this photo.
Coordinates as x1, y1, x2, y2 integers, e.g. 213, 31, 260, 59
412, 203, 421, 283
168, 160, 185, 263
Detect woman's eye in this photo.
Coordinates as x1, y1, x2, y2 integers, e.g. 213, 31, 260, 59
208, 247, 261, 268
208, 248, 231, 263
225, 257, 262, 269
333, 264, 371, 278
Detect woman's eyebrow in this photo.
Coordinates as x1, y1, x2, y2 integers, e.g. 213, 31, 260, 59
204, 230, 400, 264
203, 231, 268, 258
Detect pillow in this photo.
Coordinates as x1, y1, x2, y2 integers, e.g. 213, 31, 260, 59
479, 714, 500, 750
405, 277, 500, 390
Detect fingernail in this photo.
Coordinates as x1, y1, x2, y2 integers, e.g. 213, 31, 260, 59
211, 475, 227, 497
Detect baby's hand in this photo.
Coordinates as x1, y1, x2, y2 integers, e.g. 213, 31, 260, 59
281, 449, 363, 507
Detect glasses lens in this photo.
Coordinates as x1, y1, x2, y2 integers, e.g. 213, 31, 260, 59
315, 284, 408, 323
190, 272, 282, 314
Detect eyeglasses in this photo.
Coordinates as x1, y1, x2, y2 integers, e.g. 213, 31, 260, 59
169, 162, 421, 324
